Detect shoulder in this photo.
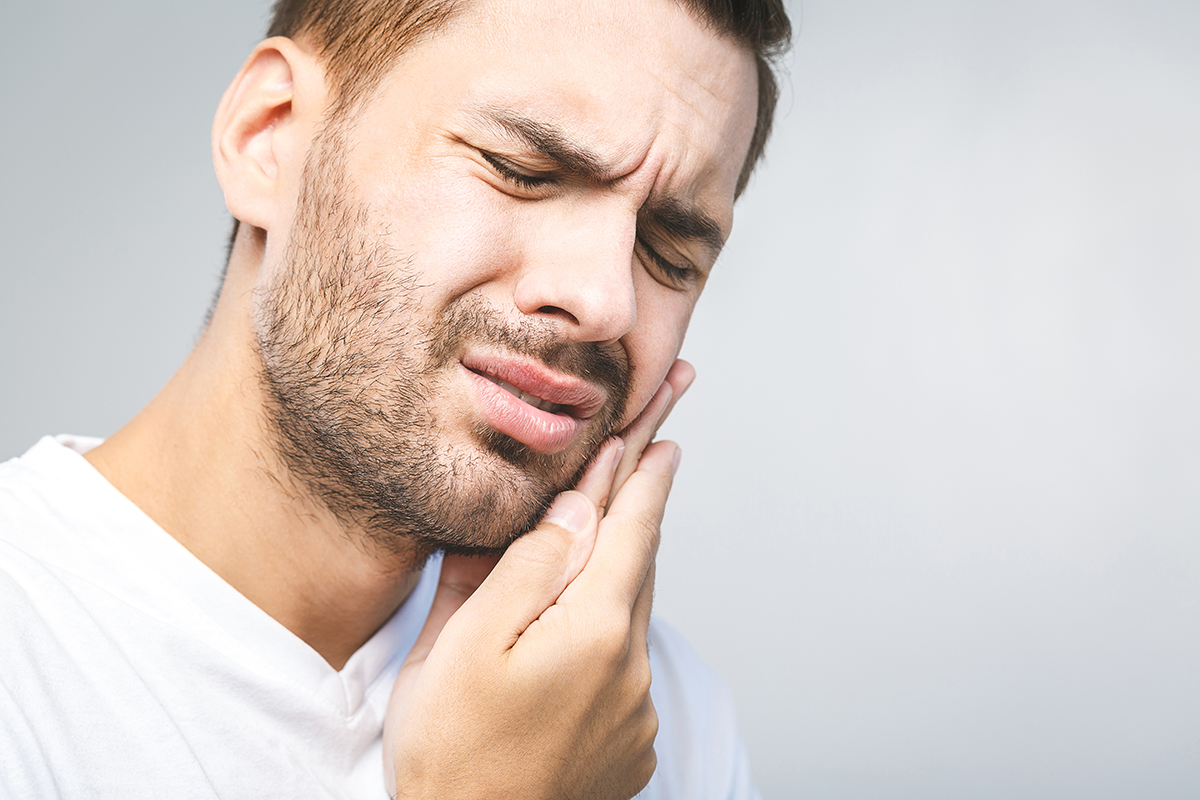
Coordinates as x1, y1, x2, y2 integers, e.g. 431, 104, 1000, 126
643, 617, 761, 800
0, 435, 105, 542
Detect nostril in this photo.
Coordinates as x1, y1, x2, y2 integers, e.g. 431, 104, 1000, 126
537, 305, 580, 325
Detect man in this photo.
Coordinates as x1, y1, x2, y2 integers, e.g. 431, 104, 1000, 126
0, 0, 790, 796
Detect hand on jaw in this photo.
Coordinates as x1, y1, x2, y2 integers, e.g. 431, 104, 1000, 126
382, 359, 696, 799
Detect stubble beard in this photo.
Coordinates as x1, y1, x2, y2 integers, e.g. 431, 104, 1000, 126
253, 133, 630, 557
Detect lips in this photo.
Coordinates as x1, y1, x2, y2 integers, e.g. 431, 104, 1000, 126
461, 352, 607, 418
474, 373, 567, 414
460, 352, 608, 453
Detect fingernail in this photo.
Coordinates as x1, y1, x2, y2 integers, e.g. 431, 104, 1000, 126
671, 445, 682, 475
543, 491, 592, 534
610, 439, 626, 477
654, 384, 674, 426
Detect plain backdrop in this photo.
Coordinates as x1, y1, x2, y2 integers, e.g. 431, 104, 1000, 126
2, 1, 1198, 797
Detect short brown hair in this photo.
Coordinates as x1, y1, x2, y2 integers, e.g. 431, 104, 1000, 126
267, 0, 792, 195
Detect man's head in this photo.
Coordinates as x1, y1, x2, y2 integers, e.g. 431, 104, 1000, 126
212, 0, 791, 555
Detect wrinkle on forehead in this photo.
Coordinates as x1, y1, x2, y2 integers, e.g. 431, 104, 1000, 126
469, 0, 753, 122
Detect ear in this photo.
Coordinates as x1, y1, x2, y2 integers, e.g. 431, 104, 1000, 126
212, 37, 325, 232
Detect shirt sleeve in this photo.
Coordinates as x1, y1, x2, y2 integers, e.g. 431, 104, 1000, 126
640, 617, 763, 800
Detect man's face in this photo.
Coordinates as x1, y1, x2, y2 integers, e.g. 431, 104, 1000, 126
254, 0, 758, 553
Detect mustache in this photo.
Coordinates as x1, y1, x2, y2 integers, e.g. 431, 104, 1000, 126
426, 294, 633, 413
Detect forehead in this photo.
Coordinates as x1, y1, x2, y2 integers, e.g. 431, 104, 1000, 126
353, 0, 758, 225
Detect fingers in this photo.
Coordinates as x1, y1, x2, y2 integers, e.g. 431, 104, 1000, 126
574, 437, 624, 514
655, 358, 696, 435
610, 382, 671, 502
611, 359, 695, 502
563, 439, 679, 609
457, 490, 599, 649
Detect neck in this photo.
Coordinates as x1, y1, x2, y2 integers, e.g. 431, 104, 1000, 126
86, 264, 426, 670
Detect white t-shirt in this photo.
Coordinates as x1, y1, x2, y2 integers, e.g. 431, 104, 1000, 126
0, 436, 758, 799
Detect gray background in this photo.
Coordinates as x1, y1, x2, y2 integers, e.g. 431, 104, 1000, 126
2, 0, 1197, 797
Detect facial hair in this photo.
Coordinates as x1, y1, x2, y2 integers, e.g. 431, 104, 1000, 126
253, 131, 630, 557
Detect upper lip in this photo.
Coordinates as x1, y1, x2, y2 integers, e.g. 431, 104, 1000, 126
461, 351, 608, 419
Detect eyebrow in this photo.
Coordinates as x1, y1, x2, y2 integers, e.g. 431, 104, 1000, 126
475, 107, 615, 181
642, 197, 726, 257
473, 106, 729, 257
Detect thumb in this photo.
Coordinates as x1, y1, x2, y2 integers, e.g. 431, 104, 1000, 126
390, 554, 499, 714
463, 490, 598, 648
384, 553, 498, 793
406, 553, 499, 667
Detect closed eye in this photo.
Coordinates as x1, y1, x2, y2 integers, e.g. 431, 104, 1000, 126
636, 234, 696, 288
479, 150, 554, 191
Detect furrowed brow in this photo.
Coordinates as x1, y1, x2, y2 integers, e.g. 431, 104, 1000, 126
471, 106, 727, 256
473, 107, 615, 181
642, 197, 726, 257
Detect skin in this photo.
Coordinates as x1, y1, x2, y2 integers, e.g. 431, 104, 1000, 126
84, 0, 757, 796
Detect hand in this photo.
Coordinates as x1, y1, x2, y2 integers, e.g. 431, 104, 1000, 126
609, 358, 695, 504
382, 360, 694, 799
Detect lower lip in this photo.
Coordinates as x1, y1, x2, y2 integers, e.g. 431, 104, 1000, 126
462, 365, 586, 453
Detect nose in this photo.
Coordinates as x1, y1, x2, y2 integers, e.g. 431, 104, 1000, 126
512, 205, 638, 344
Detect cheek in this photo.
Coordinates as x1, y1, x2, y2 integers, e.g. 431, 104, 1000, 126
624, 290, 694, 417
359, 162, 526, 300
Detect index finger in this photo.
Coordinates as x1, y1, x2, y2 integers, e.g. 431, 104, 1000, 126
610, 359, 695, 503
560, 439, 679, 608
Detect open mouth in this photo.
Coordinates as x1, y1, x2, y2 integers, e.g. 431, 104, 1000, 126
460, 356, 607, 454
470, 368, 570, 415
460, 351, 608, 420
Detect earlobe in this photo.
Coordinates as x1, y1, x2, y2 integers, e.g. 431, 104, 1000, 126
212, 37, 322, 232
